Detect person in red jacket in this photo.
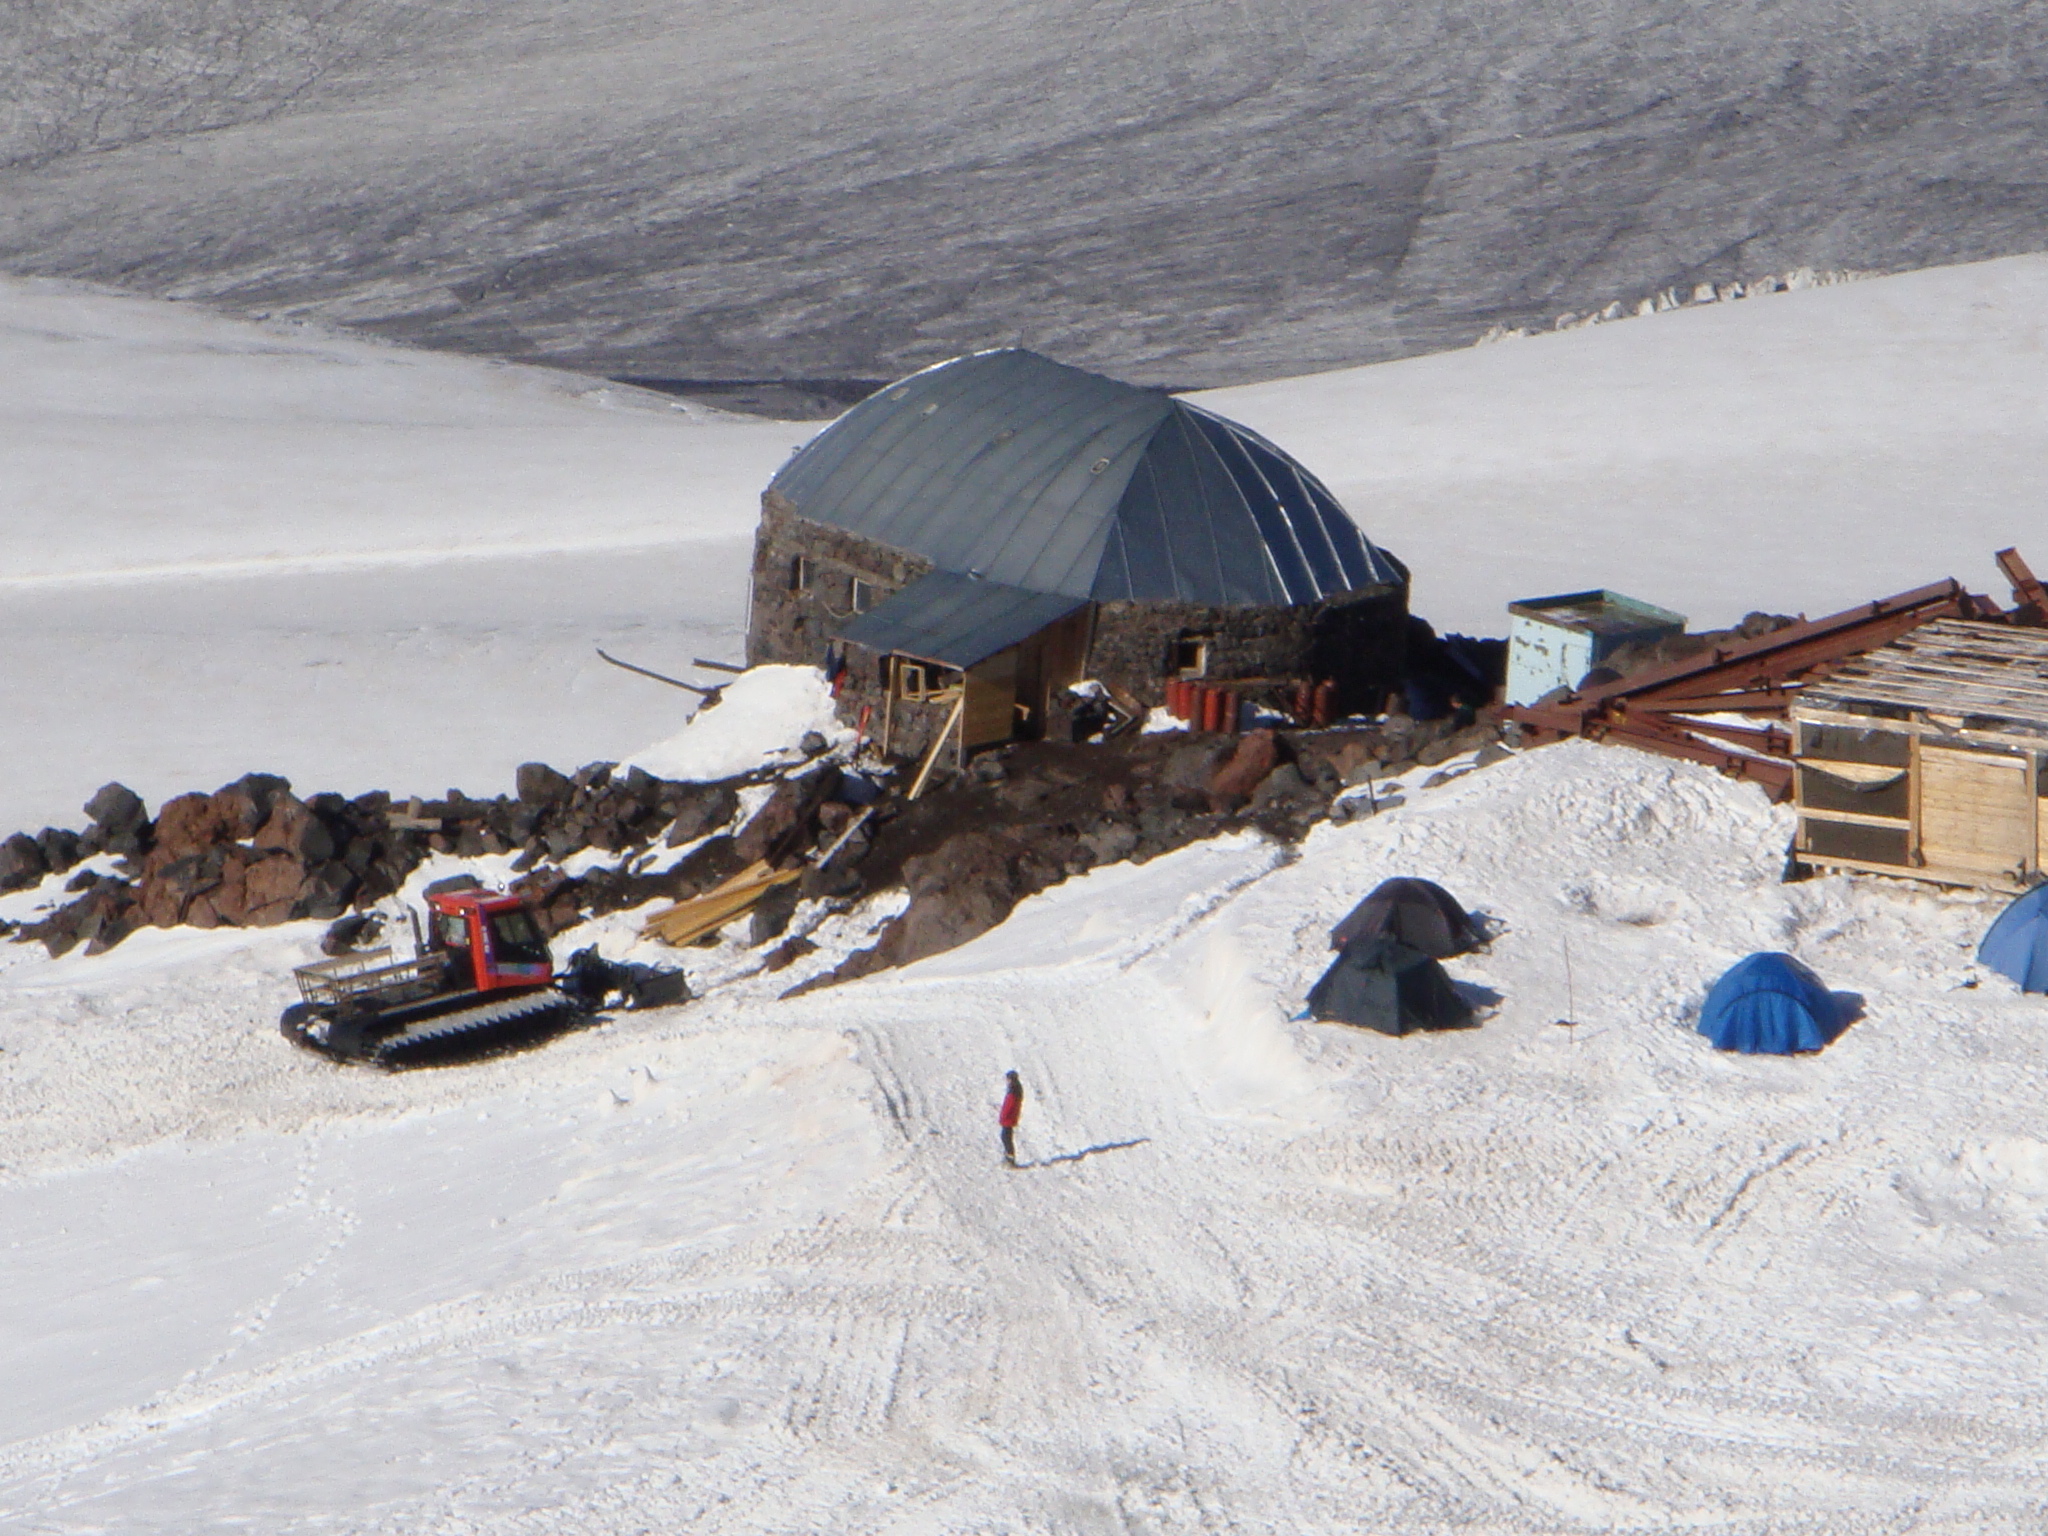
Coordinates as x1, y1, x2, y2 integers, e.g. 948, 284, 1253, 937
998, 1070, 1024, 1167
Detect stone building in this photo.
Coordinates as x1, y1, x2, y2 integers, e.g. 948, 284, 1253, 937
746, 349, 1409, 762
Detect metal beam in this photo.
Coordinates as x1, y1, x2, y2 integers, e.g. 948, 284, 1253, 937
1997, 547, 2048, 625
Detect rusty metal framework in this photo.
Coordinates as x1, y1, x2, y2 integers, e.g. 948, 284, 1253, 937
1504, 550, 2043, 800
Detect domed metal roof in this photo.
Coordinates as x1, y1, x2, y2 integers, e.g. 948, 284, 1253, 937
768, 349, 1405, 606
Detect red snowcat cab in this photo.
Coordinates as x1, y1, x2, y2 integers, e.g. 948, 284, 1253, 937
281, 887, 585, 1068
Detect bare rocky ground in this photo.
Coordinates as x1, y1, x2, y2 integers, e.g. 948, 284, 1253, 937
0, 710, 1504, 985
4, 1, 2047, 391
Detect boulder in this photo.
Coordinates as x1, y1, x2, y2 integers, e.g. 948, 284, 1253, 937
748, 879, 803, 945
150, 792, 238, 862
253, 795, 336, 864
138, 871, 188, 928
1207, 729, 1280, 813
29, 880, 140, 957
1250, 762, 1319, 813
1163, 738, 1233, 794
509, 868, 584, 936
83, 782, 146, 835
321, 912, 385, 956
665, 782, 740, 847
35, 827, 82, 875
620, 765, 663, 806
733, 767, 839, 867
0, 832, 47, 893
137, 848, 230, 927
207, 849, 255, 924
80, 888, 142, 956
243, 854, 314, 925
301, 862, 359, 920
212, 773, 291, 838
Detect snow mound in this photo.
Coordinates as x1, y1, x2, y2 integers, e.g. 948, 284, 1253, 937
620, 665, 846, 783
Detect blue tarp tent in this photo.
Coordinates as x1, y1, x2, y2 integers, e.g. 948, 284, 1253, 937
1696, 953, 1843, 1055
1979, 885, 2048, 993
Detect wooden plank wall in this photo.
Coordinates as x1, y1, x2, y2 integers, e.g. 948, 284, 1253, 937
961, 649, 1018, 752
1919, 744, 2033, 882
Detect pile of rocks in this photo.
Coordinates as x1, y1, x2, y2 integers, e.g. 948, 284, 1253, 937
795, 710, 1508, 991
0, 761, 769, 958
2, 707, 1509, 977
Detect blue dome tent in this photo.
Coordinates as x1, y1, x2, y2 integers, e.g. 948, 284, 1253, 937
1979, 885, 2048, 993
1696, 953, 1845, 1055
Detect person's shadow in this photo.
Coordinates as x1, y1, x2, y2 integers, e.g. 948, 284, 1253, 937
1026, 1137, 1150, 1169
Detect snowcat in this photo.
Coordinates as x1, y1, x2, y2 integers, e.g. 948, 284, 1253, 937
280, 884, 684, 1068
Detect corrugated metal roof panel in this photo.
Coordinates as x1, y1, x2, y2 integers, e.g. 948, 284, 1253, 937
835, 571, 1087, 670
770, 349, 1403, 605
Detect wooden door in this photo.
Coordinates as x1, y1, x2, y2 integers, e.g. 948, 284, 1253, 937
961, 648, 1019, 752
1919, 745, 2035, 883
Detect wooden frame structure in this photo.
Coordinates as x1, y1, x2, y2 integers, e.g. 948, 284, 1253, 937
1790, 619, 2048, 890
1504, 550, 2048, 803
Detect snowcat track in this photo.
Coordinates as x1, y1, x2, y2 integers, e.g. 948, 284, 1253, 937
370, 987, 584, 1069
281, 988, 589, 1069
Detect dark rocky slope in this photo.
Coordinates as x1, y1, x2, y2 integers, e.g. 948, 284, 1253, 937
5, 1, 2046, 391
1, 712, 1505, 985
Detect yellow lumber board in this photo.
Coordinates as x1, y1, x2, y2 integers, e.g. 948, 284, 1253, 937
641, 862, 802, 944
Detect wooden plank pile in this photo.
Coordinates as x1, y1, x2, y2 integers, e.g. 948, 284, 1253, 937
640, 862, 803, 947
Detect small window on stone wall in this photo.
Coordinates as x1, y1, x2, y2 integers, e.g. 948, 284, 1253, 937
852, 577, 878, 613
894, 660, 957, 700
1172, 636, 1211, 678
790, 555, 810, 593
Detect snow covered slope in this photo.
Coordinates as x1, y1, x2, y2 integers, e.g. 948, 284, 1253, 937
6, 0, 2048, 386
9, 260, 2048, 1530
10, 255, 2048, 833
0, 276, 802, 834
1202, 255, 2048, 635
5, 743, 2048, 1532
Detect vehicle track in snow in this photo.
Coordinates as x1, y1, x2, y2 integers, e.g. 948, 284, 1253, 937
12, 747, 2048, 1532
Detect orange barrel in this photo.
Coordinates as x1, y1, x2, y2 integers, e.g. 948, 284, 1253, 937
1311, 679, 1336, 728
1170, 679, 1189, 720
1198, 685, 1220, 733
1291, 679, 1312, 722
1225, 689, 1242, 735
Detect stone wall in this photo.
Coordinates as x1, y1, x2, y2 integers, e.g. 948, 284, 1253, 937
1086, 584, 1408, 716
747, 493, 1409, 750
833, 645, 957, 765
745, 493, 933, 668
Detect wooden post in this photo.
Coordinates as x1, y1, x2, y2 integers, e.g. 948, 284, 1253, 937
880, 658, 896, 758
1908, 730, 1924, 866
909, 694, 965, 801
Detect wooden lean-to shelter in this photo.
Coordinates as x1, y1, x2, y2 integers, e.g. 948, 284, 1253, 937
1791, 619, 2048, 891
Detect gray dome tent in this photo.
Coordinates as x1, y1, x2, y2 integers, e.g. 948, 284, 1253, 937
767, 348, 1405, 606
1307, 937, 1476, 1035
1329, 877, 1484, 958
